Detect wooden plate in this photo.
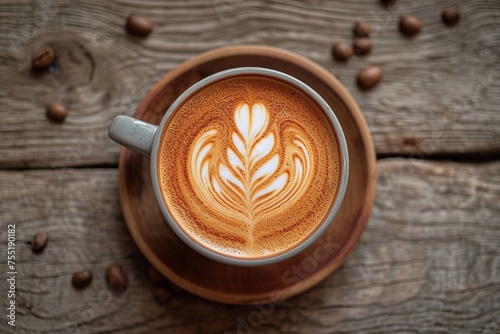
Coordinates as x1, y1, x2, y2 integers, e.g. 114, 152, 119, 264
118, 45, 376, 304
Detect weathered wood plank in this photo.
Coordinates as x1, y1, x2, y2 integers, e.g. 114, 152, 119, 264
0, 0, 499, 168
0, 159, 498, 333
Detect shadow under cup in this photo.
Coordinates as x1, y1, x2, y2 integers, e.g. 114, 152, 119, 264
150, 67, 349, 267
118, 45, 376, 305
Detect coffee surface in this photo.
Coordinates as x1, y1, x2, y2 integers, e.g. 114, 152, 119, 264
158, 75, 341, 259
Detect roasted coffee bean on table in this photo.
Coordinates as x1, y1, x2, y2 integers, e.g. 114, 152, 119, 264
32, 232, 48, 253
31, 46, 55, 69
72, 270, 92, 289
353, 37, 372, 55
353, 21, 370, 38
399, 15, 421, 36
357, 66, 383, 90
106, 264, 127, 292
332, 41, 353, 62
46, 102, 68, 123
125, 15, 153, 37
442, 8, 460, 26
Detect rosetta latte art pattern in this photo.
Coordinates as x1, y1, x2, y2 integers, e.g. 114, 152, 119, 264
191, 103, 312, 228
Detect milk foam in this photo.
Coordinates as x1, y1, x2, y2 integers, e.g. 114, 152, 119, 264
191, 102, 312, 228
157, 76, 341, 260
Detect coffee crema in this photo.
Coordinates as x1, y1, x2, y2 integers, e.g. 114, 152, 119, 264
158, 75, 341, 259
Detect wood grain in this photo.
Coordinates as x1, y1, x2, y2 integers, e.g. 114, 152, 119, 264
0, 0, 499, 168
1, 158, 498, 333
0, 0, 499, 333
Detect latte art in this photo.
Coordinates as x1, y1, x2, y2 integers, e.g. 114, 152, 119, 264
191, 102, 312, 230
157, 75, 341, 259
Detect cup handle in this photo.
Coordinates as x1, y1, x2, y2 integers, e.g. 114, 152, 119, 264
108, 115, 158, 156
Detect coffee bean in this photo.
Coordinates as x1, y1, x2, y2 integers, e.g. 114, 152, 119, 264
353, 38, 372, 55
46, 103, 68, 123
154, 287, 172, 304
399, 15, 421, 36
32, 46, 55, 69
357, 66, 383, 90
32, 232, 48, 253
125, 15, 153, 37
72, 270, 92, 289
331, 42, 353, 62
353, 21, 370, 38
148, 265, 164, 284
442, 8, 460, 26
106, 264, 127, 293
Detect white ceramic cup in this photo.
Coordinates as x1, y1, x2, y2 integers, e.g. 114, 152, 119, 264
108, 67, 349, 267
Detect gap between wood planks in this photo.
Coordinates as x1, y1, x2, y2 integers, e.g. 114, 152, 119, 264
377, 151, 500, 164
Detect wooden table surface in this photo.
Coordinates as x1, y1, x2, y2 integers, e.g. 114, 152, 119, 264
1, 1, 499, 333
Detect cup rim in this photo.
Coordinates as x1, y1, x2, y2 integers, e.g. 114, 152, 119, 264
150, 67, 349, 267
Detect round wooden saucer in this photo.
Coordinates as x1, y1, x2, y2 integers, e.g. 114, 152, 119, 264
118, 45, 376, 304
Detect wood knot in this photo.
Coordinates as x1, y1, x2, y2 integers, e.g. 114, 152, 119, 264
31, 40, 95, 87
